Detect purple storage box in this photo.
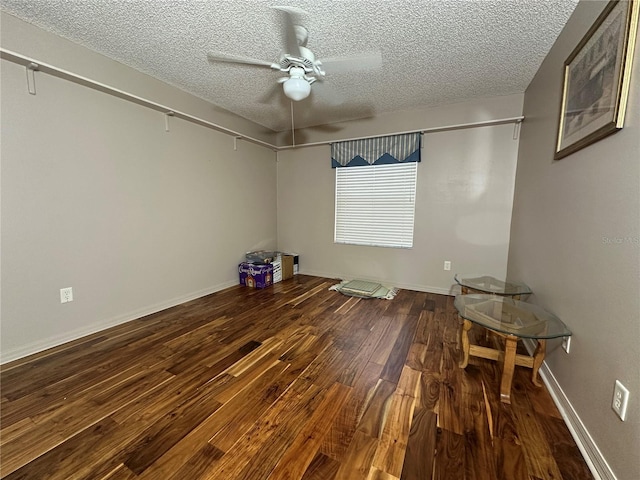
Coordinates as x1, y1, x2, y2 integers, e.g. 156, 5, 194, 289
239, 262, 273, 289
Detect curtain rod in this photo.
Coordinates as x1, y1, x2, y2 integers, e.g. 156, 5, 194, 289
277, 115, 525, 150
2, 48, 524, 152
0, 48, 279, 151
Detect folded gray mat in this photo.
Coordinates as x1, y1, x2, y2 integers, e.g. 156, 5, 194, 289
329, 279, 398, 299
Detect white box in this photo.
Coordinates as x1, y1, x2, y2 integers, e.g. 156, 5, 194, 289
272, 261, 282, 283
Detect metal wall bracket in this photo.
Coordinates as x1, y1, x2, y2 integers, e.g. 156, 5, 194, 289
26, 62, 39, 95
513, 119, 522, 140
164, 111, 174, 132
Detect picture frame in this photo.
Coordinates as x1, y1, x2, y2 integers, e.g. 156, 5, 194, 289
555, 0, 639, 160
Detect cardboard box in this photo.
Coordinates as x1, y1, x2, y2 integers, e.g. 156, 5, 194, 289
282, 252, 299, 275
280, 255, 294, 280
239, 262, 273, 289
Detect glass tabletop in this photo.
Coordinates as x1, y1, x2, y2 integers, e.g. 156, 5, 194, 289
454, 294, 571, 339
454, 274, 532, 296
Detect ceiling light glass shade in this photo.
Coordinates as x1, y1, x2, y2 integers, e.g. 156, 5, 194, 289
283, 77, 311, 101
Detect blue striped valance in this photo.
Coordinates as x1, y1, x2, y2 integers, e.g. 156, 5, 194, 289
331, 132, 421, 168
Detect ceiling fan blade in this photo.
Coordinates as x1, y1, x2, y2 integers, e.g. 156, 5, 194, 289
312, 81, 345, 106
319, 51, 383, 74
207, 52, 278, 69
257, 83, 282, 104
272, 6, 306, 57
271, 6, 308, 18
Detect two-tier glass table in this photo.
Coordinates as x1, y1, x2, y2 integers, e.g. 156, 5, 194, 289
454, 294, 571, 404
454, 273, 532, 299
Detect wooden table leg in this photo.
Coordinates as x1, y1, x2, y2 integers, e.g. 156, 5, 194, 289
531, 339, 546, 387
459, 319, 472, 368
500, 335, 518, 404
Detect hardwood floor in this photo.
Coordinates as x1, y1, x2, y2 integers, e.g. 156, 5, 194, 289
0, 275, 592, 480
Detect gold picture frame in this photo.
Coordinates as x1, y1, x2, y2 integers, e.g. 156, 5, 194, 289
555, 0, 639, 160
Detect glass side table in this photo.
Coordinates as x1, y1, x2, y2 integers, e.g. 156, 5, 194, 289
454, 294, 571, 404
454, 273, 532, 299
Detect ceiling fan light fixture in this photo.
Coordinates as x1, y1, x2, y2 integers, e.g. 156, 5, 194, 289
283, 76, 311, 101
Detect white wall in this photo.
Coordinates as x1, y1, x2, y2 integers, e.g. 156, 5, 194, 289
508, 1, 640, 478
1, 17, 278, 363
277, 95, 523, 293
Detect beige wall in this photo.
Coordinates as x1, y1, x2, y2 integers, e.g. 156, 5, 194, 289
1, 18, 278, 363
277, 95, 523, 293
508, 1, 640, 478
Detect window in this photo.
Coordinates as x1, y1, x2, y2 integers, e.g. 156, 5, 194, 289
334, 162, 418, 248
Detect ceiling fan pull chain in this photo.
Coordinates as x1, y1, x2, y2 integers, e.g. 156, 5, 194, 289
291, 101, 296, 147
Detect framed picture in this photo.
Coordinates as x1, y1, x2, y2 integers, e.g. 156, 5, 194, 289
555, 0, 639, 160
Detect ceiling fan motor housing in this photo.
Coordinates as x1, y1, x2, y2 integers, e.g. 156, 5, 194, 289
280, 46, 317, 74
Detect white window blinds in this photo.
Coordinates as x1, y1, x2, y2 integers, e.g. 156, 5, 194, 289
334, 163, 418, 248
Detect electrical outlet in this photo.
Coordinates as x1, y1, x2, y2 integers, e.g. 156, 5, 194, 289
562, 336, 571, 354
612, 380, 630, 421
444, 261, 451, 271
60, 287, 73, 304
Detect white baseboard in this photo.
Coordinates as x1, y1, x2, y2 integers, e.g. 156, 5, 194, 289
393, 281, 453, 296
300, 269, 454, 296
522, 339, 616, 480
539, 363, 616, 480
0, 280, 237, 365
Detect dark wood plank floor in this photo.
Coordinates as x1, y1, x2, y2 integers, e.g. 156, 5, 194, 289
0, 275, 593, 480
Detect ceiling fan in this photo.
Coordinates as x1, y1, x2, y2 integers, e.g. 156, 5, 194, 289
207, 6, 382, 103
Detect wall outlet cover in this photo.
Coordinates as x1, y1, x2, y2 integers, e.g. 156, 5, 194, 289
60, 287, 73, 303
612, 380, 630, 421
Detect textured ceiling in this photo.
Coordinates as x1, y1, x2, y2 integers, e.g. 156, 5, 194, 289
1, 0, 578, 132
